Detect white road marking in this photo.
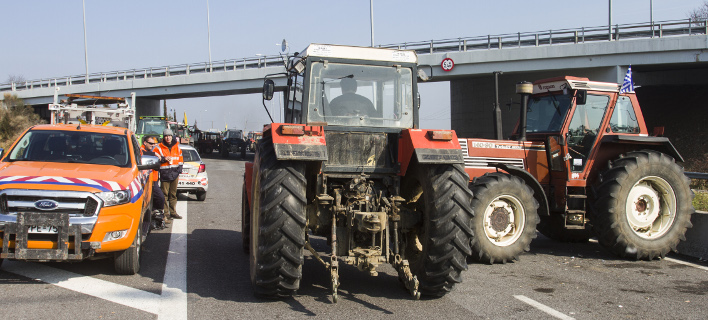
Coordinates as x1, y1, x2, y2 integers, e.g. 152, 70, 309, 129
1, 200, 189, 318
2, 260, 161, 314
514, 295, 576, 320
158, 200, 188, 319
664, 257, 708, 271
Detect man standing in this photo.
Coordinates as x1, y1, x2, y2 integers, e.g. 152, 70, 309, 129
157, 128, 183, 222
141, 136, 167, 228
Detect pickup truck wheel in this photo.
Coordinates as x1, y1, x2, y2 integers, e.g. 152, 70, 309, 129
401, 163, 475, 297
593, 151, 694, 260
250, 136, 306, 298
114, 222, 142, 275
196, 191, 207, 201
468, 173, 539, 264
242, 180, 251, 254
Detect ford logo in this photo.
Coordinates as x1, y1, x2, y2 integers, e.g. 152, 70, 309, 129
34, 199, 59, 210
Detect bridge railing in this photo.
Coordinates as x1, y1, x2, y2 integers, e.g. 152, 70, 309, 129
377, 19, 707, 54
0, 54, 285, 93
2, 19, 706, 93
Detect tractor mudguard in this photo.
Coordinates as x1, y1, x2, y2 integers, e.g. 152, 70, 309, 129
599, 135, 684, 162
398, 129, 464, 176
267, 123, 328, 161
492, 163, 550, 217
244, 162, 253, 209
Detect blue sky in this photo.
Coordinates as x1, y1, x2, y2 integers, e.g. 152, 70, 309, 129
2, 0, 705, 131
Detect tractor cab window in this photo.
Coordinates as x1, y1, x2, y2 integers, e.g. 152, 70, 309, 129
609, 96, 640, 133
306, 62, 414, 128
566, 94, 610, 172
525, 92, 573, 133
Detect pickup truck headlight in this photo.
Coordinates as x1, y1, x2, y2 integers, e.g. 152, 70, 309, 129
95, 190, 131, 207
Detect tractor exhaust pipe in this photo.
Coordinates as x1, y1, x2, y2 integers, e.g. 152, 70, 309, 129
493, 71, 503, 140
516, 81, 533, 141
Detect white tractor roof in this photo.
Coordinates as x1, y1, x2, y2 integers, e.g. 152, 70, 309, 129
532, 76, 621, 94
298, 44, 417, 64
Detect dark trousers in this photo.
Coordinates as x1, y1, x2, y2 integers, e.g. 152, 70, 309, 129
161, 178, 179, 217
152, 181, 165, 211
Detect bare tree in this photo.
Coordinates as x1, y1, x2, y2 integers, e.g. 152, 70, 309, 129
6, 74, 26, 84
688, 1, 708, 21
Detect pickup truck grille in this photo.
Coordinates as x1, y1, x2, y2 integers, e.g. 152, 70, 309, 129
0, 189, 101, 217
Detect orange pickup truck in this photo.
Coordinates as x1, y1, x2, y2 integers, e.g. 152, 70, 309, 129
0, 124, 159, 274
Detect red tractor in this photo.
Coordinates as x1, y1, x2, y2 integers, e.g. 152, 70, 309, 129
242, 44, 475, 301
461, 76, 694, 263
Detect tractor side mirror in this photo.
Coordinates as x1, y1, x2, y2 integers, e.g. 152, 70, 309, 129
576, 89, 587, 105
263, 79, 275, 101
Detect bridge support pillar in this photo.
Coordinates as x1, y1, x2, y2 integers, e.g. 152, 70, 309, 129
135, 98, 161, 119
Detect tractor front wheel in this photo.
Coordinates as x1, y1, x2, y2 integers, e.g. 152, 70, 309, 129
249, 137, 307, 298
401, 163, 475, 297
468, 173, 538, 264
593, 150, 694, 260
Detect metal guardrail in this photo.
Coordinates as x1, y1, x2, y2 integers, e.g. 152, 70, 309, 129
1, 19, 706, 93
0, 55, 286, 92
378, 19, 707, 54
686, 172, 708, 180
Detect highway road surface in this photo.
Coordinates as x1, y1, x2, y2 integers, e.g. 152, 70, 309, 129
1, 154, 706, 320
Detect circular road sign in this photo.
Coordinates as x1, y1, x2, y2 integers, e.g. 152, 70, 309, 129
441, 58, 454, 72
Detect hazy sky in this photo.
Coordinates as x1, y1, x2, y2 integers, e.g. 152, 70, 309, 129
2, 0, 704, 131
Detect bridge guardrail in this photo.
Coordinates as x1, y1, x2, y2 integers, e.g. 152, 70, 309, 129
0, 55, 285, 92
1, 19, 706, 93
377, 19, 707, 54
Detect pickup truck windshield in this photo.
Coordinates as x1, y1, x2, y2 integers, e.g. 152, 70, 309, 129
6, 130, 131, 167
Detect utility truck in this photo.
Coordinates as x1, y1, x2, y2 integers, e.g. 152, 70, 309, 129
460, 76, 694, 263
49, 92, 136, 131
242, 44, 475, 301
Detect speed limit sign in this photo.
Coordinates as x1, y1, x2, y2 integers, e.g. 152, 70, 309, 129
441, 58, 454, 72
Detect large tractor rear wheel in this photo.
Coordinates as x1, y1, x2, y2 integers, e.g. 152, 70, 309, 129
402, 163, 475, 297
250, 137, 307, 298
593, 150, 694, 260
468, 173, 539, 264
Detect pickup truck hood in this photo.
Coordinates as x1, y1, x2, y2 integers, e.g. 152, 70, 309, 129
0, 162, 134, 192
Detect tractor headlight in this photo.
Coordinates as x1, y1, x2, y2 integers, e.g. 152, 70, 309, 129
95, 190, 131, 207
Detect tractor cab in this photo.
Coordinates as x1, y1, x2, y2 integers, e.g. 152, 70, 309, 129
516, 76, 649, 186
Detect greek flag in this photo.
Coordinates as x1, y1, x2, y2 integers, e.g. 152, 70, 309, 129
620, 65, 634, 93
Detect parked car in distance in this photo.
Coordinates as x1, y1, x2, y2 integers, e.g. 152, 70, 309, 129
177, 144, 208, 201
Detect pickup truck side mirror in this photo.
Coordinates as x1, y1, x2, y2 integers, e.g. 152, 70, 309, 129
138, 155, 161, 170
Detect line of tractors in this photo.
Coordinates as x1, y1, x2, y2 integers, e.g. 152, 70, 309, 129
240, 44, 695, 302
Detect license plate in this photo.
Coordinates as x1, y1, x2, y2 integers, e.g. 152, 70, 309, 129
27, 225, 59, 234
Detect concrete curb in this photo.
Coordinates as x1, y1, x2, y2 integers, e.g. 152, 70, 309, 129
677, 210, 708, 260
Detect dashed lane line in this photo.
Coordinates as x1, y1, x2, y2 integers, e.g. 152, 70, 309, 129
664, 257, 708, 271
2, 260, 161, 314
1, 200, 189, 319
514, 295, 576, 320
